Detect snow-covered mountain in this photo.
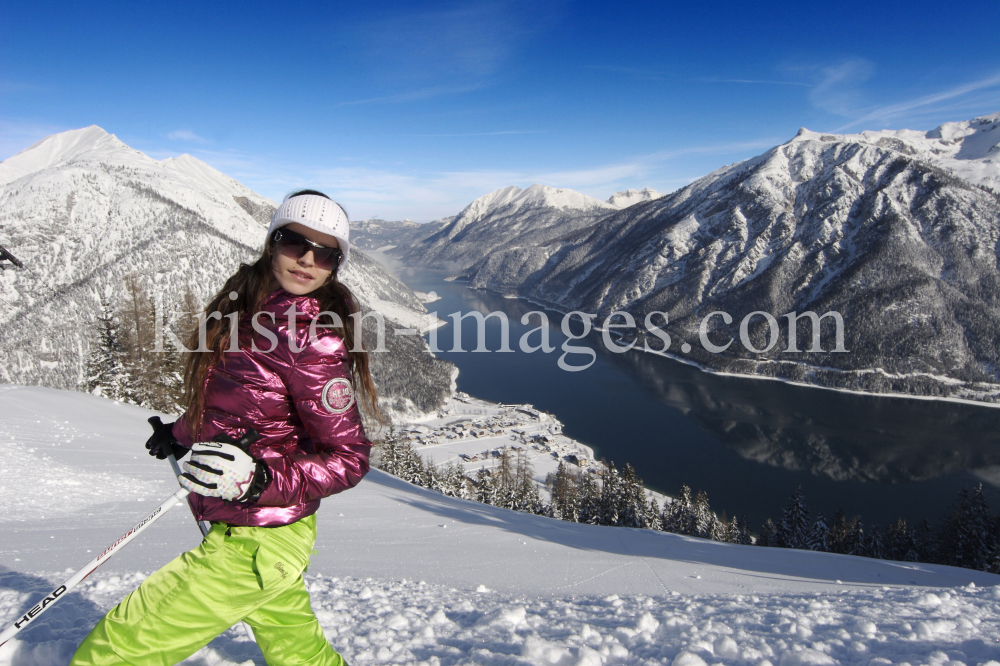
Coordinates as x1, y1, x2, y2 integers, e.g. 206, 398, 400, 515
397, 184, 616, 272
456, 184, 613, 223
606, 188, 662, 208
467, 112, 1000, 402
825, 111, 1000, 191
2, 385, 999, 666
362, 186, 662, 266
0, 127, 453, 415
349, 216, 450, 254
350, 218, 422, 251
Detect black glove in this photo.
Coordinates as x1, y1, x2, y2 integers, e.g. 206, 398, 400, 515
146, 416, 190, 460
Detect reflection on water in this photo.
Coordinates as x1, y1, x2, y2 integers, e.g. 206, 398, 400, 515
613, 348, 1000, 484
396, 266, 1000, 528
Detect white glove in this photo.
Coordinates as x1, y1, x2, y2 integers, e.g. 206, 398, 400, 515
180, 431, 268, 502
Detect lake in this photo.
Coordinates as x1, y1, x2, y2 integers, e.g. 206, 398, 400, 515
394, 266, 1000, 531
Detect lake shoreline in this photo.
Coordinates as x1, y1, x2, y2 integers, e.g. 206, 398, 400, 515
383, 261, 1000, 529
457, 282, 1000, 411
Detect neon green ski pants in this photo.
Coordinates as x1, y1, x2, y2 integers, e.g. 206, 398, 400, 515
70, 515, 345, 666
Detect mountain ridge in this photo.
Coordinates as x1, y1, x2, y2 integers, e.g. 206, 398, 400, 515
0, 127, 454, 418
426, 112, 1000, 402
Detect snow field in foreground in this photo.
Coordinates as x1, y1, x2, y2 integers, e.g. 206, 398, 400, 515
3, 569, 1000, 666
4, 386, 1000, 665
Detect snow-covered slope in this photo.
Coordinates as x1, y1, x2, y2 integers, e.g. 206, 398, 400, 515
815, 112, 1000, 191
458, 184, 613, 224
398, 184, 615, 274
606, 188, 662, 208
2, 385, 1000, 666
348, 217, 454, 259
0, 127, 452, 414
469, 112, 1000, 402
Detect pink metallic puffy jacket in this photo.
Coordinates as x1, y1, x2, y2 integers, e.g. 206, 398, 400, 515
172, 289, 372, 527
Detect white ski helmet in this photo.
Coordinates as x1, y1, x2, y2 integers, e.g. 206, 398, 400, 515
267, 192, 350, 269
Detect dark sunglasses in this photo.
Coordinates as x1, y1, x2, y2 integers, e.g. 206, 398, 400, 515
272, 228, 343, 270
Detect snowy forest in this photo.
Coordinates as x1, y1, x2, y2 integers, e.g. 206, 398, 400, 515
83, 276, 189, 413
374, 432, 1000, 576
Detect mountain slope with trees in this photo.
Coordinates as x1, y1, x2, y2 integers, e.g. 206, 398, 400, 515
0, 127, 454, 417
469, 113, 1000, 401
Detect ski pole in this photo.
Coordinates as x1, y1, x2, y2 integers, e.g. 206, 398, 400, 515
0, 487, 189, 648
149, 416, 210, 538
167, 452, 210, 537
151, 418, 255, 644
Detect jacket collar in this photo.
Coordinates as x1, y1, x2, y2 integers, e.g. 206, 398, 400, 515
260, 289, 322, 318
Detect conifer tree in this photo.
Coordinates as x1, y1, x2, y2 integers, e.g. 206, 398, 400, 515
757, 519, 778, 547
988, 516, 1000, 574
736, 515, 753, 546
692, 490, 713, 539
885, 518, 905, 561
510, 450, 542, 514
373, 426, 400, 473
547, 462, 581, 522
916, 518, 937, 564
85, 291, 133, 402
578, 472, 602, 525
708, 512, 728, 542
807, 512, 829, 552
885, 518, 921, 562
778, 485, 810, 549
439, 464, 472, 499
828, 510, 849, 554
645, 497, 662, 532
966, 485, 993, 571
937, 488, 967, 567
515, 472, 544, 514
725, 516, 741, 544
598, 462, 622, 526
619, 464, 648, 528
901, 525, 921, 562
868, 525, 886, 560
119, 274, 153, 407
397, 440, 428, 486
663, 485, 693, 535
938, 485, 994, 570
494, 448, 516, 510
119, 276, 187, 412
475, 467, 498, 506
847, 518, 866, 557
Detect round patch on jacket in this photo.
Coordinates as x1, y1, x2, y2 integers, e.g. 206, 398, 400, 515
321, 377, 356, 414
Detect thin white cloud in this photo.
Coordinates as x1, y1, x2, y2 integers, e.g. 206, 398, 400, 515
706, 78, 810, 87
588, 66, 809, 87
358, 2, 563, 80
336, 85, 482, 107
834, 71, 1000, 131
412, 130, 544, 137
532, 140, 778, 189
166, 129, 209, 143
287, 138, 781, 221
807, 58, 876, 117
585, 64, 669, 81
140, 131, 780, 223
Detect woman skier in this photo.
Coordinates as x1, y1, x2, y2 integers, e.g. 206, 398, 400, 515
71, 190, 379, 666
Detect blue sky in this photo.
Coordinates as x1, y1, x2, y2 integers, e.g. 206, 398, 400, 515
2, 0, 998, 221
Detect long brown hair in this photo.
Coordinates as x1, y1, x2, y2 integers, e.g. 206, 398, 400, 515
182, 196, 382, 435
